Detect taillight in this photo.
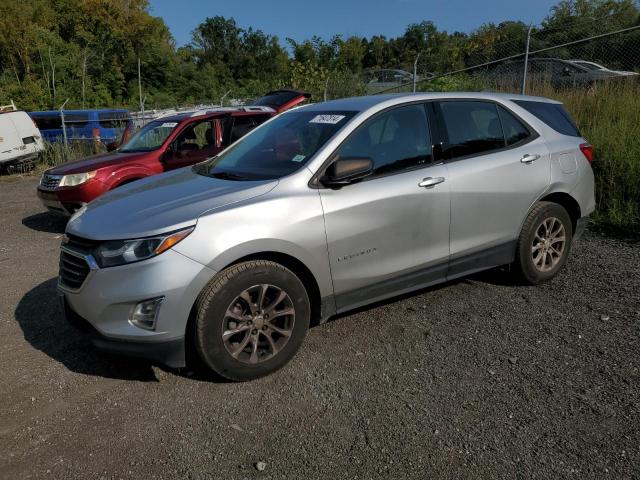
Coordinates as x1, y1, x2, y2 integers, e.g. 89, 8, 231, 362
579, 143, 593, 164
92, 128, 100, 139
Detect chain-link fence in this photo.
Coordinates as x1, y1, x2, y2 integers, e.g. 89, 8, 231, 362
370, 12, 640, 96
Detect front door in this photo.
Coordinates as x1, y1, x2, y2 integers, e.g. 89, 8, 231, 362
318, 103, 450, 311
163, 119, 221, 170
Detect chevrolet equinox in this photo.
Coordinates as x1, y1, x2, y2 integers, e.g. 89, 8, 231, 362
59, 92, 595, 381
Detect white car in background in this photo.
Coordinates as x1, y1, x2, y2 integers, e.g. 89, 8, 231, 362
0, 102, 45, 173
569, 60, 638, 76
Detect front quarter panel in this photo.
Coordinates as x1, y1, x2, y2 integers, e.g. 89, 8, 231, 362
173, 176, 333, 300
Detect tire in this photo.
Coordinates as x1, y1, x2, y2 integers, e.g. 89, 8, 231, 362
194, 260, 310, 381
514, 201, 573, 285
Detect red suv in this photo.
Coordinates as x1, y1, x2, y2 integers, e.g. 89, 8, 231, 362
37, 90, 310, 214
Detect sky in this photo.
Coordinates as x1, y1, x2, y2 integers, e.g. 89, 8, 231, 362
149, 0, 560, 47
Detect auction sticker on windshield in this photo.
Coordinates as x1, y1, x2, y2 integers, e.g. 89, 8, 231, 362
309, 115, 346, 124
160, 122, 178, 128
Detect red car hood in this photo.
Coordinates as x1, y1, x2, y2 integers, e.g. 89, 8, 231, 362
46, 151, 153, 175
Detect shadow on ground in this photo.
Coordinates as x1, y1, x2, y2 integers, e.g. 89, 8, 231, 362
22, 212, 67, 234
15, 278, 159, 381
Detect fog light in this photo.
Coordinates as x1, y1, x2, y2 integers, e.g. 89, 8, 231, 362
129, 297, 164, 331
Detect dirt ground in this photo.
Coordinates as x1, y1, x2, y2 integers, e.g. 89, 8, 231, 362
1, 176, 639, 479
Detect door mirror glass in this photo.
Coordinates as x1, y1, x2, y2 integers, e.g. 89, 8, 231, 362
321, 157, 373, 187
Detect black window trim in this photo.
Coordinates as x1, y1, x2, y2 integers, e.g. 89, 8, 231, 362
431, 98, 540, 164
310, 100, 442, 189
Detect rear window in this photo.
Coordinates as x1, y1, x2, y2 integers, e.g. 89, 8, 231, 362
251, 91, 306, 109
31, 115, 62, 130
99, 111, 131, 128
514, 100, 581, 137
64, 113, 90, 127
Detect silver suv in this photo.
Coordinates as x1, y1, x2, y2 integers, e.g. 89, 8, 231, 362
59, 93, 595, 381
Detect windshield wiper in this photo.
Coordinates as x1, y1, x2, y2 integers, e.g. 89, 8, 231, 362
210, 171, 249, 181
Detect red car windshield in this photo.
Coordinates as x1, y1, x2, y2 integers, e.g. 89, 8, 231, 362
120, 120, 179, 152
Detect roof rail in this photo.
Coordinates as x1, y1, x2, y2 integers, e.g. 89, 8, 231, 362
0, 100, 17, 112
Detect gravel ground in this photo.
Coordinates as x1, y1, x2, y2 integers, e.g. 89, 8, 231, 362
1, 177, 639, 480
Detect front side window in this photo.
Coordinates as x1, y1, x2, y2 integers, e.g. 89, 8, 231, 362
195, 110, 356, 180
120, 120, 180, 152
437, 101, 505, 159
335, 104, 433, 177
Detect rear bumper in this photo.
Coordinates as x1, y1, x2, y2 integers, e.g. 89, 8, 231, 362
62, 295, 186, 368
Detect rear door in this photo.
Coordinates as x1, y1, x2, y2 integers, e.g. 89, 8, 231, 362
318, 103, 450, 311
0, 113, 23, 162
10, 112, 44, 156
432, 99, 550, 276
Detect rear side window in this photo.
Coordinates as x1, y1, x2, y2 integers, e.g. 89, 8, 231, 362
513, 100, 580, 137
337, 104, 433, 176
437, 101, 505, 159
99, 111, 131, 128
497, 106, 531, 146
32, 115, 61, 130
64, 113, 90, 127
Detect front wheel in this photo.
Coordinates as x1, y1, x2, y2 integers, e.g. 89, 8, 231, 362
514, 201, 573, 285
194, 260, 310, 381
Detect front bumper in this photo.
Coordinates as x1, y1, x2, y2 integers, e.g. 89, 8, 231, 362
62, 295, 186, 367
37, 188, 78, 215
58, 248, 216, 367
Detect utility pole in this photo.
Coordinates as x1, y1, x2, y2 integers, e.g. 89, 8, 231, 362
413, 53, 421, 93
522, 25, 533, 95
81, 48, 88, 109
59, 98, 69, 145
138, 56, 143, 113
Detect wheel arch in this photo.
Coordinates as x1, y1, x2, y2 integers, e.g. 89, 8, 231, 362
539, 191, 581, 234
184, 251, 326, 369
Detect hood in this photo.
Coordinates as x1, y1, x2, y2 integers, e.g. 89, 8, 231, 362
47, 151, 153, 175
66, 167, 278, 240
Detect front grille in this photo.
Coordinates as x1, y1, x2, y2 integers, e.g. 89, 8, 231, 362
59, 235, 100, 290
40, 174, 61, 190
59, 250, 91, 290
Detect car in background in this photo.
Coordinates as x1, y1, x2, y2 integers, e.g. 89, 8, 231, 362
29, 109, 133, 149
0, 102, 45, 173
37, 89, 310, 215
490, 57, 622, 88
568, 59, 638, 76
58, 92, 594, 381
366, 69, 417, 92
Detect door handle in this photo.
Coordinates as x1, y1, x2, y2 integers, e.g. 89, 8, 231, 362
520, 153, 541, 164
418, 176, 445, 188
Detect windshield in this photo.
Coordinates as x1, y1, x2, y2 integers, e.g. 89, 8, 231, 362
194, 110, 356, 180
120, 120, 179, 152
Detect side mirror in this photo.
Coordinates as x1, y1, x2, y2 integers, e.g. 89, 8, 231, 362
105, 141, 118, 152
321, 157, 373, 188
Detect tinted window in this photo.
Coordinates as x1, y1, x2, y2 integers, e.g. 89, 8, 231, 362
31, 114, 62, 130
251, 91, 306, 109
174, 120, 215, 151
98, 111, 131, 128
438, 101, 505, 159
497, 106, 531, 146
514, 100, 580, 137
63, 113, 90, 127
336, 104, 432, 176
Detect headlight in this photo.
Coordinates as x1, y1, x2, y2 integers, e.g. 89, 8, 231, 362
59, 171, 97, 187
93, 227, 194, 268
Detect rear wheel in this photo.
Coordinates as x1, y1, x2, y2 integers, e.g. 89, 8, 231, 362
514, 201, 573, 285
195, 260, 310, 381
